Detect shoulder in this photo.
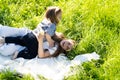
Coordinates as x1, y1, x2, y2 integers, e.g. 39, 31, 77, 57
50, 23, 56, 27
44, 18, 56, 28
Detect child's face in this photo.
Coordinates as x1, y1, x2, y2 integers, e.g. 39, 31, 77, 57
57, 12, 62, 21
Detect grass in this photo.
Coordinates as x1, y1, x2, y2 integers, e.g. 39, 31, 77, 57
0, 0, 120, 80
0, 69, 34, 80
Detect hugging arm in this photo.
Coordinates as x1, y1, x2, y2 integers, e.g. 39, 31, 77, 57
45, 33, 55, 47
38, 33, 51, 58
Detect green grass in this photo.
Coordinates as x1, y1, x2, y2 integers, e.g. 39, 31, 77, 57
0, 0, 120, 80
0, 69, 34, 80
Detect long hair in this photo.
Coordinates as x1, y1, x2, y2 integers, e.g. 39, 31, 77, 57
51, 32, 67, 57
45, 6, 62, 24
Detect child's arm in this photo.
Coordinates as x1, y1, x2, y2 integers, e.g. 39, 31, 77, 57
36, 23, 56, 48
44, 24, 56, 47
37, 33, 51, 58
45, 33, 55, 48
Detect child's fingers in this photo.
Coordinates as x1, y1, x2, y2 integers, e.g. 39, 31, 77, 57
38, 27, 44, 35
38, 33, 44, 39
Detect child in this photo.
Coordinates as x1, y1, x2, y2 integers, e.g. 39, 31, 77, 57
33, 6, 62, 47
0, 6, 62, 59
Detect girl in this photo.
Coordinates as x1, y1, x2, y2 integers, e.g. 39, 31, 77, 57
33, 6, 62, 47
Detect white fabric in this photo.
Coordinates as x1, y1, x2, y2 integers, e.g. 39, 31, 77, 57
43, 42, 57, 55
0, 24, 29, 55
0, 24, 30, 37
0, 51, 100, 80
0, 44, 25, 56
0, 25, 100, 79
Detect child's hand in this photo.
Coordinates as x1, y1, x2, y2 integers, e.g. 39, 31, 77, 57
37, 31, 44, 41
39, 28, 44, 35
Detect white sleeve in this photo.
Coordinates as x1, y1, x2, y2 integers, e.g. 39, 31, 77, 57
43, 42, 57, 55
48, 46, 57, 55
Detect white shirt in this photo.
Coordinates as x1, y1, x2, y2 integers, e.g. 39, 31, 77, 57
43, 42, 58, 55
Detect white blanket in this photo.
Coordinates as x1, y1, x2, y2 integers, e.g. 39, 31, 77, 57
0, 25, 100, 80
0, 45, 100, 80
0, 53, 100, 80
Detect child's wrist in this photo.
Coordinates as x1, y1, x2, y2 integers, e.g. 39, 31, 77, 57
38, 39, 43, 43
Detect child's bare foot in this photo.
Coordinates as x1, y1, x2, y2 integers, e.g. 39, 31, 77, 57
0, 36, 5, 47
11, 51, 18, 60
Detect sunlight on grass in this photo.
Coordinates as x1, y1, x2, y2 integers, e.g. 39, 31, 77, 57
0, 0, 120, 80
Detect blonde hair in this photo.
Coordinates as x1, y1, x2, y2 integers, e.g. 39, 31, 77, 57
45, 6, 62, 24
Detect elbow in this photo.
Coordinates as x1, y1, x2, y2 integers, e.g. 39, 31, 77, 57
38, 56, 45, 58
38, 53, 45, 58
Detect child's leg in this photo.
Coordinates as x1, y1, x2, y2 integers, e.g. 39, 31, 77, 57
0, 24, 31, 37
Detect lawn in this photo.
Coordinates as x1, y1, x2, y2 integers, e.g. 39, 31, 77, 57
0, 0, 120, 80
